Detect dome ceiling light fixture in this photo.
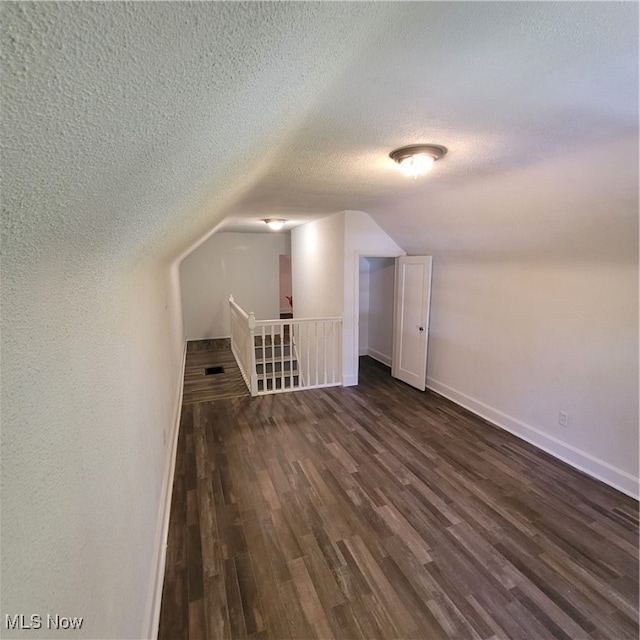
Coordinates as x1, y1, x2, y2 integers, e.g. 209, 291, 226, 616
389, 144, 448, 179
263, 218, 286, 231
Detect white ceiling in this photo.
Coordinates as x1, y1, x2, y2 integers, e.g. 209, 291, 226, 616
2, 2, 638, 265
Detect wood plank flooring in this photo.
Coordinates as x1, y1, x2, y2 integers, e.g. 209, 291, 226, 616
182, 339, 250, 404
159, 355, 639, 639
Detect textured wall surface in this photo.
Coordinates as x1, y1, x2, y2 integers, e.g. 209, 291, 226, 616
358, 259, 370, 355
291, 213, 346, 321
1, 255, 182, 638
1, 1, 638, 637
416, 137, 638, 495
181, 232, 288, 340
1, 3, 393, 638
292, 211, 403, 387
366, 258, 396, 366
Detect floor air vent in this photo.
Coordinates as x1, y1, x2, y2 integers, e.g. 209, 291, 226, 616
204, 366, 225, 375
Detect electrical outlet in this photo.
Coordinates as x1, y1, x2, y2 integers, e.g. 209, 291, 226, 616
558, 411, 569, 427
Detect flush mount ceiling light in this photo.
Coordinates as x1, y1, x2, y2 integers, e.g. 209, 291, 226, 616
264, 218, 285, 231
389, 144, 447, 179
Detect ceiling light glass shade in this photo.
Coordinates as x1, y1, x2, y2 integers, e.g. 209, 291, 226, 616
399, 154, 435, 177
390, 144, 447, 179
264, 219, 285, 231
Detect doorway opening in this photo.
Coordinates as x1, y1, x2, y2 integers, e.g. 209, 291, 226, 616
358, 256, 395, 376
356, 255, 433, 391
279, 254, 293, 319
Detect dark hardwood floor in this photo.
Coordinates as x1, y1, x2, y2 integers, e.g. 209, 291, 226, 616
159, 354, 639, 640
182, 339, 250, 404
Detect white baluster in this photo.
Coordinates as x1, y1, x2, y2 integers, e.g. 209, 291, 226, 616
323, 321, 328, 385
280, 322, 285, 390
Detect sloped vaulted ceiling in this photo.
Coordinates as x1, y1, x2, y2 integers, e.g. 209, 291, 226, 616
1, 2, 394, 267
2, 1, 637, 266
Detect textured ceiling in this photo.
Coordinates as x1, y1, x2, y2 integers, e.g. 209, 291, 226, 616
2, 2, 638, 266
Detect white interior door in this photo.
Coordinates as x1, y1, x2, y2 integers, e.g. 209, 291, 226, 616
392, 256, 433, 390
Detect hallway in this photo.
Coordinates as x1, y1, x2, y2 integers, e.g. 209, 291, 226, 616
158, 356, 638, 639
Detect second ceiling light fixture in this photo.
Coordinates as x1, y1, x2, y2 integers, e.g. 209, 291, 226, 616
264, 219, 286, 231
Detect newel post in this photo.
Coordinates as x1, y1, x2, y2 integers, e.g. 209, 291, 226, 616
248, 311, 258, 396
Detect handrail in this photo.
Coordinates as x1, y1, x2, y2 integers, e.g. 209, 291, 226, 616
229, 294, 249, 320
229, 296, 342, 396
228, 295, 257, 395
255, 316, 342, 325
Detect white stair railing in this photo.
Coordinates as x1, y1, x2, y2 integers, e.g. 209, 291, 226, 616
229, 295, 342, 396
229, 295, 258, 395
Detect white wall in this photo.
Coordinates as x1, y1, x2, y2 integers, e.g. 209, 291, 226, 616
373, 136, 639, 497
291, 211, 403, 385
427, 259, 638, 496
279, 254, 293, 314
358, 258, 370, 355
291, 213, 345, 319
291, 214, 346, 384
180, 232, 288, 340
366, 257, 395, 366
1, 252, 185, 640
291, 211, 404, 386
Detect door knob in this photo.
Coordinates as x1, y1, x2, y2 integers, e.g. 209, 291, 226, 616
419, 327, 424, 332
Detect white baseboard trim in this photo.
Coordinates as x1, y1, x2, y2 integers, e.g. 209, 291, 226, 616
342, 373, 357, 387
427, 377, 639, 500
367, 348, 392, 368
186, 334, 230, 342
143, 341, 188, 640
359, 347, 368, 356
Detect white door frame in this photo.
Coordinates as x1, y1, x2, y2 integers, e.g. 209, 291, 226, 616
350, 249, 405, 386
